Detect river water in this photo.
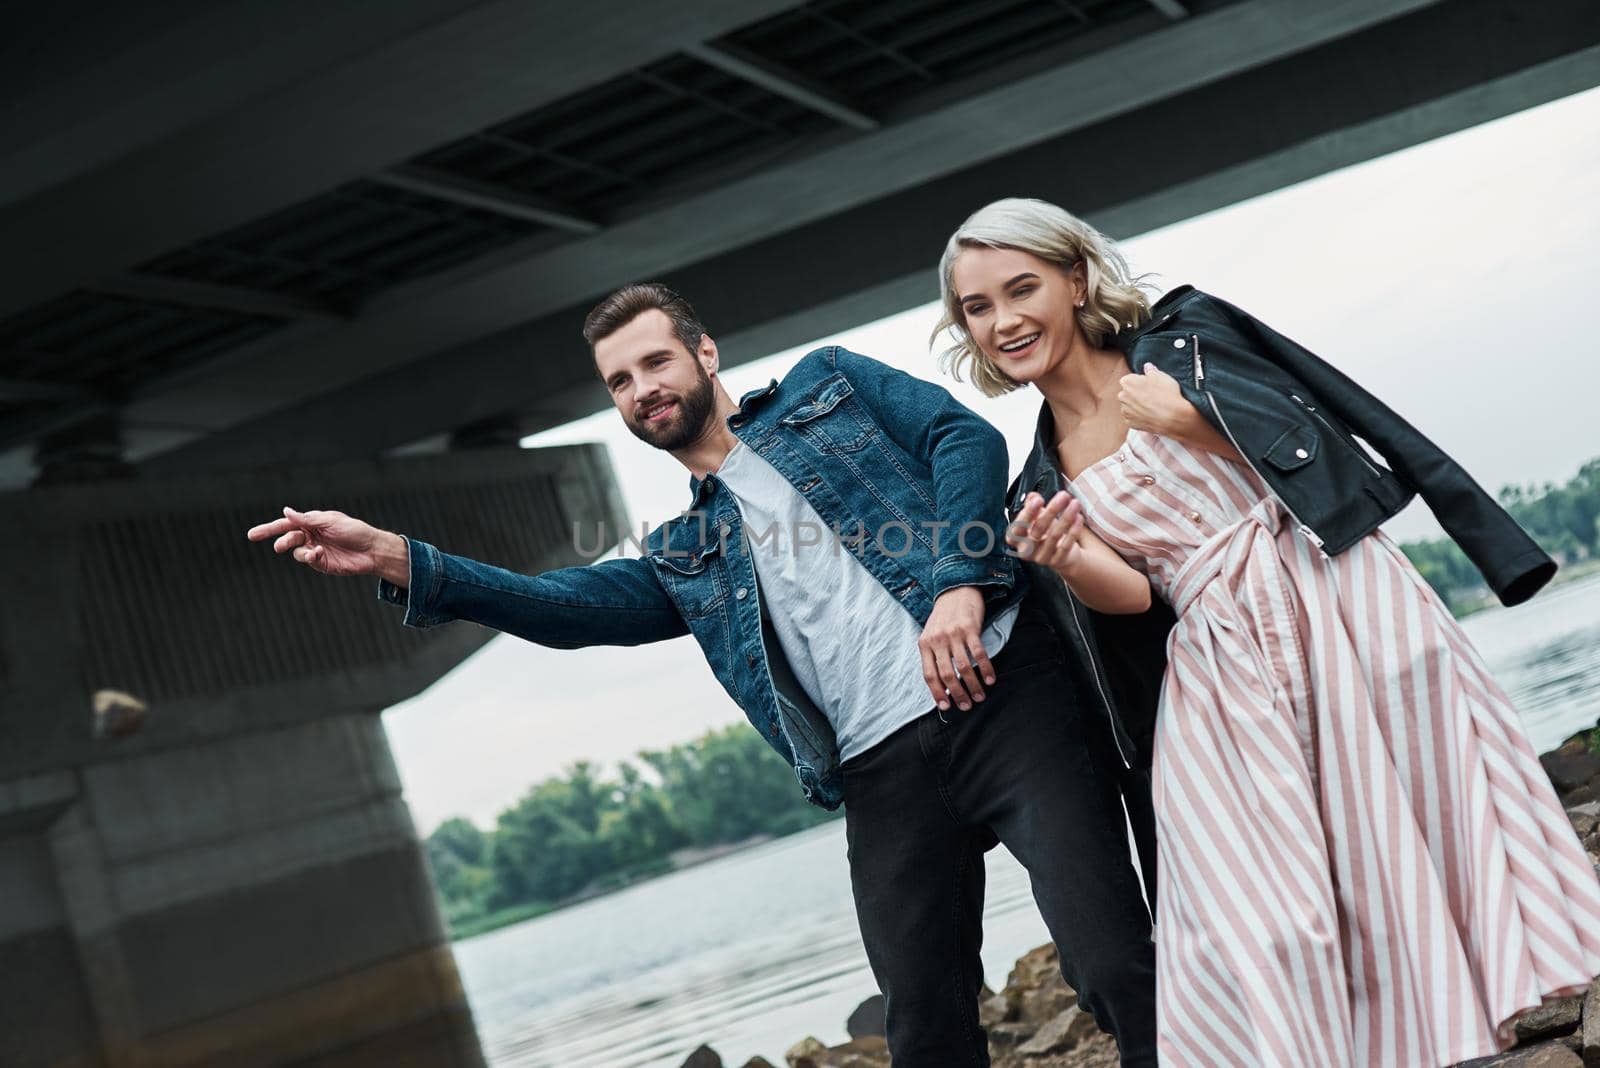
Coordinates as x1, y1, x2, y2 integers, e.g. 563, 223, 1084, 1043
453, 571, 1600, 1068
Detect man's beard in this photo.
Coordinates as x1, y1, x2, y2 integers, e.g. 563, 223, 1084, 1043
626, 364, 717, 451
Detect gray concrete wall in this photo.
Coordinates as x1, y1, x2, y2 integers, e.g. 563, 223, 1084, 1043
0, 443, 629, 1066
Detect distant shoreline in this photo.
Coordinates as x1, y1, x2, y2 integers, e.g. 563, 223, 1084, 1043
451, 833, 776, 942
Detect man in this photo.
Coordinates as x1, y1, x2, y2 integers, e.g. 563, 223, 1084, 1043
247, 284, 1157, 1065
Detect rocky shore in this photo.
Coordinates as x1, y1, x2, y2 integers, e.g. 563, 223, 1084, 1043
674, 719, 1600, 1068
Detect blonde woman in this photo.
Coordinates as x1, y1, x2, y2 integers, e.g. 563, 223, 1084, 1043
932, 197, 1600, 1067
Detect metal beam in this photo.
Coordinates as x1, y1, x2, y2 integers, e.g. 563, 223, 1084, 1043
89, 274, 346, 323
683, 41, 880, 131
371, 166, 602, 234
0, 0, 798, 320
131, 0, 1600, 477
1145, 0, 1190, 18
0, 377, 94, 405
0, 397, 114, 454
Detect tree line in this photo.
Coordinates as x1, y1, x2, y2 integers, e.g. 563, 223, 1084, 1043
424, 723, 839, 938
1401, 458, 1600, 612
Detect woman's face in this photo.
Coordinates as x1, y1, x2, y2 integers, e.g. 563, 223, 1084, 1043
950, 245, 1083, 386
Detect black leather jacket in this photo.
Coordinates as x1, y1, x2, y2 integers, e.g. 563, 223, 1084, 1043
1008, 285, 1557, 768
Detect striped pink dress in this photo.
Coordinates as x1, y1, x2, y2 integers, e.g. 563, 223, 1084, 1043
1066, 427, 1600, 1068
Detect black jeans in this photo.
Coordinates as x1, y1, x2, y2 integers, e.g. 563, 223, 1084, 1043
841, 608, 1158, 1067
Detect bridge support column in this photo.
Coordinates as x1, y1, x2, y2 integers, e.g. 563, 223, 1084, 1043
0, 443, 627, 1067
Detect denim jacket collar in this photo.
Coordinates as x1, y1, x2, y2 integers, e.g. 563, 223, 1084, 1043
685, 378, 781, 502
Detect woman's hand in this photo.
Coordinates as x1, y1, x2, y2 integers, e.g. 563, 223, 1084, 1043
1117, 363, 1187, 436
1119, 362, 1245, 462
1007, 491, 1086, 576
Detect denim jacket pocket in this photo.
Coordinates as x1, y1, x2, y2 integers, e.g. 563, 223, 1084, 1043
778, 373, 875, 453
649, 540, 727, 618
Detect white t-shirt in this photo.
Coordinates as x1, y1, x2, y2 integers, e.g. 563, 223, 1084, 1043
716, 441, 1018, 760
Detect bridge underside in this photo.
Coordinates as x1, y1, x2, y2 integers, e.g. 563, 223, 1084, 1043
1, 0, 1595, 488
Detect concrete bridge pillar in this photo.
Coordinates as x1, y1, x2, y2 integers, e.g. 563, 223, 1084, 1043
0, 443, 627, 1067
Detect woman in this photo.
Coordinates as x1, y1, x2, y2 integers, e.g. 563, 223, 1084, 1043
932, 197, 1600, 1066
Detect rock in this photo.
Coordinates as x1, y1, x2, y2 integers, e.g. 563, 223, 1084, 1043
1455, 1041, 1583, 1067
1019, 984, 1075, 1024
1542, 746, 1600, 797
1571, 807, 1600, 840
987, 1022, 1034, 1052
822, 1036, 889, 1067
1516, 997, 1584, 1041
91, 688, 147, 739
1006, 944, 1062, 992
1568, 785, 1600, 808
1582, 976, 1600, 1067
737, 1059, 778, 1068
1001, 943, 1079, 1027
979, 992, 1015, 1027
785, 1037, 827, 1068
680, 1046, 723, 1068
1016, 1006, 1100, 1056
845, 994, 885, 1038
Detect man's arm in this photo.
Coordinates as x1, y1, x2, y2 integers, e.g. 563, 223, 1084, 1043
821, 349, 1018, 712
248, 507, 689, 648
825, 347, 1016, 600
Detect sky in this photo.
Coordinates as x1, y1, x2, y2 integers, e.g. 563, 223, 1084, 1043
384, 85, 1600, 836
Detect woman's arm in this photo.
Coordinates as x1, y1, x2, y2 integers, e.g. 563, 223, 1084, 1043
1118, 363, 1243, 462
1008, 492, 1152, 614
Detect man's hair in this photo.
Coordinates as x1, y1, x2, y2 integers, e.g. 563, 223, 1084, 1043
583, 283, 706, 354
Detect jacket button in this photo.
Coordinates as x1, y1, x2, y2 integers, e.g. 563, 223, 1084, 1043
1173, 338, 1186, 348
1188, 511, 1203, 525
1295, 448, 1309, 459
735, 587, 749, 599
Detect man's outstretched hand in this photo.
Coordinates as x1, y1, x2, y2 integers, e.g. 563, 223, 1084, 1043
246, 507, 410, 586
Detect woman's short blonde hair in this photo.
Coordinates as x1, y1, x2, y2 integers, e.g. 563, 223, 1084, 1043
932, 198, 1155, 397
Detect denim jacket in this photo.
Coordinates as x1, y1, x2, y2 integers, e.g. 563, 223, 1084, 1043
378, 346, 1024, 808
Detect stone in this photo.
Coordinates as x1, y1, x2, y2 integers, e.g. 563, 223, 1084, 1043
1516, 997, 1584, 1041
823, 1035, 889, 1068
987, 1021, 1034, 1052
1542, 747, 1600, 796
1571, 808, 1600, 840
1457, 1041, 1584, 1067
1020, 984, 1076, 1024
979, 992, 1015, 1027
1568, 784, 1600, 808
91, 688, 147, 738
1005, 944, 1062, 992
1016, 1006, 1100, 1056
737, 1059, 778, 1068
785, 1037, 828, 1068
845, 994, 885, 1038
681, 1045, 723, 1068
1582, 976, 1600, 1067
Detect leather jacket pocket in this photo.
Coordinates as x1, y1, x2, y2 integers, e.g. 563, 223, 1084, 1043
1261, 424, 1319, 472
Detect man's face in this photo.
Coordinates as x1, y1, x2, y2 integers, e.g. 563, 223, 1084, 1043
594, 309, 718, 451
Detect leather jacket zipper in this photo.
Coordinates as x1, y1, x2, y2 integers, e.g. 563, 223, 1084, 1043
1062, 590, 1133, 769
1192, 335, 1327, 551
1290, 393, 1384, 479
